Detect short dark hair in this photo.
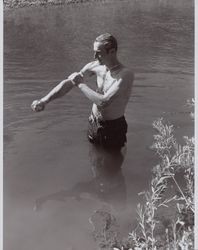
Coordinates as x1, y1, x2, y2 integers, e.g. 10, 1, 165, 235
95, 33, 118, 52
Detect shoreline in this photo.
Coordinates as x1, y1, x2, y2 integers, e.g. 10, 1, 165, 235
3, 0, 118, 10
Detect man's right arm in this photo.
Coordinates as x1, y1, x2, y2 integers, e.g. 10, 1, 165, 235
31, 61, 97, 112
31, 79, 74, 112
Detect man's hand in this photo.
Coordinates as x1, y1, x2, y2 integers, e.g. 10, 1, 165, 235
31, 100, 45, 112
68, 72, 84, 86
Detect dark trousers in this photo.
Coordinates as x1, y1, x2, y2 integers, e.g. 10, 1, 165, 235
87, 115, 128, 150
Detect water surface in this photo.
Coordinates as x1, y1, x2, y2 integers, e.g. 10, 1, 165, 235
4, 1, 194, 249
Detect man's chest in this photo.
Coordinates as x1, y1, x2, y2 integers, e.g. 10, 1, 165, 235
96, 70, 116, 93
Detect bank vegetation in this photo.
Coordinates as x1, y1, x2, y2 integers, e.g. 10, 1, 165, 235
94, 100, 194, 250
4, 0, 116, 9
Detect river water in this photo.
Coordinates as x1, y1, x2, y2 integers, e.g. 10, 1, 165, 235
4, 1, 194, 249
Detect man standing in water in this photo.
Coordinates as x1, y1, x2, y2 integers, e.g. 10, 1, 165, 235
31, 33, 134, 150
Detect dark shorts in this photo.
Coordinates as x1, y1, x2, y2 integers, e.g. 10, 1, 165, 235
87, 115, 128, 150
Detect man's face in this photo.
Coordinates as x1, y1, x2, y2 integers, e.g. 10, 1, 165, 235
93, 42, 109, 65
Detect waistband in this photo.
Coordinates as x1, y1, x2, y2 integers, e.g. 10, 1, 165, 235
89, 114, 126, 126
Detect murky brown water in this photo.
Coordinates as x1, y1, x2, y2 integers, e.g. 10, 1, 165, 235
4, 0, 194, 249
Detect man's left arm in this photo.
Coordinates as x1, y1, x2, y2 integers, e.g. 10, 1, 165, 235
70, 71, 133, 107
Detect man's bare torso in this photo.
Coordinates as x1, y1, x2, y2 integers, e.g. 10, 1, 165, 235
83, 61, 134, 120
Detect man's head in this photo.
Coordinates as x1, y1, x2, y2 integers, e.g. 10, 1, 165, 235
93, 33, 118, 65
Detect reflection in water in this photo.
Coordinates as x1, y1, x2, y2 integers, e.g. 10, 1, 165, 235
34, 144, 127, 212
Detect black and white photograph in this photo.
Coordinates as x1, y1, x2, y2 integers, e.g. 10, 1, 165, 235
2, 0, 195, 249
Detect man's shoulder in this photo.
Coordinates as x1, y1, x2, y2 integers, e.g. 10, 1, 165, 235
86, 61, 104, 71
81, 61, 103, 76
120, 66, 134, 80
121, 65, 134, 74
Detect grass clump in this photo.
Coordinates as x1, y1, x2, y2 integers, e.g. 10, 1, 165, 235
101, 117, 194, 250
124, 118, 194, 250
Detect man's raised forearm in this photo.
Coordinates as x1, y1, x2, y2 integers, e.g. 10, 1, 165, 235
77, 83, 107, 107
40, 79, 74, 104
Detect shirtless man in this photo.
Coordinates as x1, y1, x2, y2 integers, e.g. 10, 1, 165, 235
31, 33, 134, 150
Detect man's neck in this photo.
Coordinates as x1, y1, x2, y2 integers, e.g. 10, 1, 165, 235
105, 59, 121, 72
